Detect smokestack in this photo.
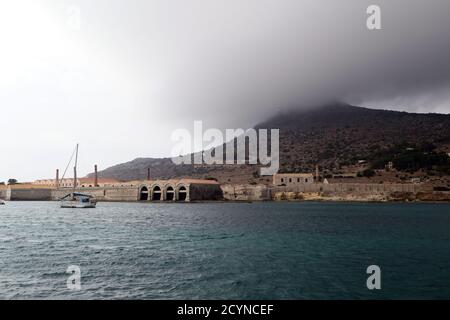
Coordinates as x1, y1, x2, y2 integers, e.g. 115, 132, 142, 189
55, 169, 59, 189
147, 168, 151, 181
94, 165, 98, 187
315, 165, 320, 183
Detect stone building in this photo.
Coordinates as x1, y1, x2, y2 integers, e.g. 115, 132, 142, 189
32, 176, 223, 202
385, 161, 394, 171
272, 173, 315, 186
138, 179, 222, 202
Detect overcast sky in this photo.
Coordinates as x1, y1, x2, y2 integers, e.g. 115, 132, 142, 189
1, 0, 450, 182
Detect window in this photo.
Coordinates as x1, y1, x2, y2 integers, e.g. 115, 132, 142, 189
297, 178, 300, 182
305, 179, 308, 183
281, 178, 284, 183
289, 178, 292, 183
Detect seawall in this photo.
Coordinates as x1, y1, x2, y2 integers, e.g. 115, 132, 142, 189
0, 186, 138, 202
1, 182, 447, 202
221, 183, 448, 202
52, 187, 138, 202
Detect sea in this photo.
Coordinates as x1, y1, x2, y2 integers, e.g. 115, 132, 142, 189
0, 201, 449, 299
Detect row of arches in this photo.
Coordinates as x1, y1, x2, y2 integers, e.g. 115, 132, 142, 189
139, 185, 188, 202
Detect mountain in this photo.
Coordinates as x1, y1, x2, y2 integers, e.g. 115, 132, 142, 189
91, 103, 450, 184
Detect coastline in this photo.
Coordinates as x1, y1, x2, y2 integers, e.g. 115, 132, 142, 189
1, 182, 449, 203
2, 198, 449, 204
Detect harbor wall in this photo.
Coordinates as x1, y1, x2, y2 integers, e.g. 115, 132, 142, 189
272, 182, 441, 201
52, 187, 139, 202
0, 188, 7, 200
221, 184, 272, 201
271, 182, 426, 194
7, 188, 53, 201
222, 183, 438, 202
0, 186, 137, 202
2, 182, 446, 202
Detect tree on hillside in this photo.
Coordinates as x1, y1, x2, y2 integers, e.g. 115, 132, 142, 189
7, 179, 18, 185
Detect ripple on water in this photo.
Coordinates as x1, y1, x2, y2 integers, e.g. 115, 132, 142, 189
0, 201, 450, 299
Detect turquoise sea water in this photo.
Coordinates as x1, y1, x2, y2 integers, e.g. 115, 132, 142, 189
0, 201, 449, 299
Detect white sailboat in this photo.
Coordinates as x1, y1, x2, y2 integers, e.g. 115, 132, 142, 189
60, 192, 96, 208
59, 144, 97, 209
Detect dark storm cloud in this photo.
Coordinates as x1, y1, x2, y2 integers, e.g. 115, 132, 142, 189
150, 0, 450, 125
2, 0, 450, 181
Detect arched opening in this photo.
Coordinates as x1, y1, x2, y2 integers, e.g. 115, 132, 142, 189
166, 186, 175, 201
177, 186, 187, 201
139, 186, 149, 201
152, 186, 162, 201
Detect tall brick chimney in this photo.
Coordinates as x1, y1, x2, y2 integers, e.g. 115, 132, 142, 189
94, 165, 98, 187
147, 168, 151, 181
315, 165, 320, 183
55, 169, 59, 189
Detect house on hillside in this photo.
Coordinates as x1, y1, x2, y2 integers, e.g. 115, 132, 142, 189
273, 173, 314, 186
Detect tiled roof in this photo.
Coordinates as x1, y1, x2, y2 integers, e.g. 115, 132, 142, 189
79, 178, 120, 183
131, 179, 220, 185
274, 173, 314, 177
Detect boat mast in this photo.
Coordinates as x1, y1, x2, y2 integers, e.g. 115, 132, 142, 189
73, 144, 79, 197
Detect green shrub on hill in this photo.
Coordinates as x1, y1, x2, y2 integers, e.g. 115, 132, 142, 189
368, 143, 450, 173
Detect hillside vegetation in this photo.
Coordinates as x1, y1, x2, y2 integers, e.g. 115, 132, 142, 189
91, 103, 450, 185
